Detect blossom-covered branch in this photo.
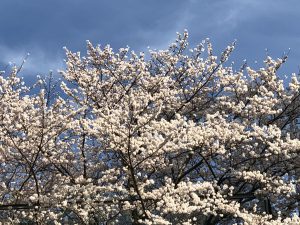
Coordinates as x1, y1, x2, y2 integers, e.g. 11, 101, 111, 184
1, 31, 300, 224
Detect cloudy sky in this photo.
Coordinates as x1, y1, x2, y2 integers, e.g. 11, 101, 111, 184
0, 0, 299, 81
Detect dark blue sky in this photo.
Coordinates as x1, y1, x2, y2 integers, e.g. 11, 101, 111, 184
0, 0, 299, 79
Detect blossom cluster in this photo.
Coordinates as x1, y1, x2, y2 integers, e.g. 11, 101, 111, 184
1, 31, 300, 224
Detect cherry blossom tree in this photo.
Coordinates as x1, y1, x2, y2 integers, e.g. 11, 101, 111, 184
1, 31, 300, 224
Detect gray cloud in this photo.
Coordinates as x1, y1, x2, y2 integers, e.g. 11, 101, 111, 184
0, 0, 299, 79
